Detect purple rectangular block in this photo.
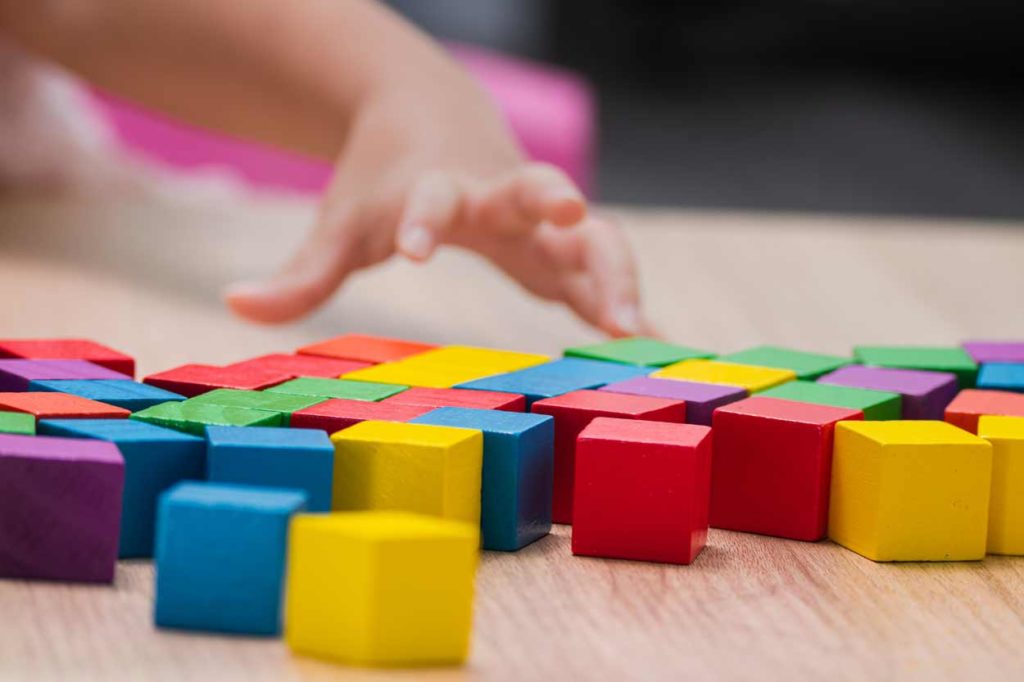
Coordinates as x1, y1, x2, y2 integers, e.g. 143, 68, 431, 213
817, 365, 958, 420
963, 341, 1024, 364
599, 376, 747, 425
0, 433, 125, 583
0, 359, 130, 392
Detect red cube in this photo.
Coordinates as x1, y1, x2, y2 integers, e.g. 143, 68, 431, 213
572, 418, 712, 565
944, 389, 1024, 434
532, 390, 686, 524
711, 396, 863, 541
0, 339, 135, 377
297, 334, 436, 364
382, 386, 525, 412
0, 392, 130, 421
290, 398, 433, 434
142, 364, 292, 397
226, 353, 371, 379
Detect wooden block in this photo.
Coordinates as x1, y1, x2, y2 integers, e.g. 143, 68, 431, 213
829, 420, 992, 561
944, 389, 1024, 433
456, 358, 649, 406
343, 361, 499, 389
37, 419, 204, 558
0, 433, 124, 582
285, 511, 477, 666
155, 482, 307, 635
759, 380, 901, 421
265, 377, 406, 401
0, 359, 130, 391
226, 353, 372, 379
651, 359, 795, 393
978, 416, 1024, 555
383, 386, 525, 412
29, 379, 184, 411
818, 365, 957, 420
711, 397, 863, 541
0, 338, 135, 376
406, 345, 549, 372
206, 426, 335, 512
572, 418, 712, 564
720, 345, 850, 380
0, 392, 130, 421
329, 421, 483, 524
290, 399, 432, 433
131, 401, 282, 435
298, 334, 436, 363
963, 340, 1024, 364
187, 389, 324, 425
412, 407, 554, 551
853, 345, 978, 387
564, 336, 714, 367
531, 389, 687, 524
599, 376, 746, 425
0, 410, 35, 435
143, 364, 291, 397
978, 363, 1024, 393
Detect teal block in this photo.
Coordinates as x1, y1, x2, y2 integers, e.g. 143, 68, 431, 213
978, 363, 1024, 393
29, 379, 185, 411
457, 358, 648, 406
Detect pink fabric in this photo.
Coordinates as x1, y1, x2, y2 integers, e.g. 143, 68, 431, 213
89, 44, 596, 195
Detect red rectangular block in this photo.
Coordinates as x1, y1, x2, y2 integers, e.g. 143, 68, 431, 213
0, 392, 130, 421
143, 364, 291, 398
382, 386, 525, 412
945, 389, 1024, 433
572, 418, 712, 565
297, 334, 436, 364
290, 398, 433, 434
531, 390, 687, 524
226, 353, 372, 379
0, 339, 135, 377
711, 396, 862, 541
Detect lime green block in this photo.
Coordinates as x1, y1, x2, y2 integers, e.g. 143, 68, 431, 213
0, 410, 35, 435
720, 345, 850, 380
564, 337, 715, 367
760, 380, 901, 421
853, 345, 978, 387
187, 389, 325, 424
130, 401, 282, 436
264, 377, 406, 401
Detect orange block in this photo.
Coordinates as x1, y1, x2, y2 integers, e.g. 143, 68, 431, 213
297, 334, 436, 364
0, 392, 130, 421
945, 389, 1024, 433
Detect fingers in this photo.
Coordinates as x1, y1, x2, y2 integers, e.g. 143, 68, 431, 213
470, 163, 586, 236
395, 171, 465, 261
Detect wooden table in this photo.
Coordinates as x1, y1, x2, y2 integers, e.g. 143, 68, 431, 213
2, 196, 1024, 681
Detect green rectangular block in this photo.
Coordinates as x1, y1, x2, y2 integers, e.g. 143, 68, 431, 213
853, 345, 978, 387
130, 401, 282, 436
564, 337, 715, 367
0, 410, 35, 435
187, 389, 324, 424
720, 345, 850, 380
760, 380, 901, 421
264, 377, 406, 401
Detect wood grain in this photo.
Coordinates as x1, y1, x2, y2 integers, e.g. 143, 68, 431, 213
1, 196, 1024, 681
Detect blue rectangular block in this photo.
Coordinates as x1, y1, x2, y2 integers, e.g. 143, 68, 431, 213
30, 379, 185, 411
456, 358, 648, 406
155, 482, 307, 635
411, 407, 554, 551
38, 418, 204, 558
205, 425, 334, 512
978, 363, 1024, 393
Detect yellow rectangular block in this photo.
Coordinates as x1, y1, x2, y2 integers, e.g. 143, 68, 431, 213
829, 420, 992, 561
651, 359, 795, 392
403, 346, 549, 373
343, 361, 498, 389
285, 511, 478, 666
330, 420, 483, 525
978, 415, 1024, 555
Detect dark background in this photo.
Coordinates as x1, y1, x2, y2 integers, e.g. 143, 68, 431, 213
390, 1, 1024, 218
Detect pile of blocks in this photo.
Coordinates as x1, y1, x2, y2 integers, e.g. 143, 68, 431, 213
2, 336, 1024, 667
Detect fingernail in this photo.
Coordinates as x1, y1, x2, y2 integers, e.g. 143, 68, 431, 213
612, 304, 642, 335
398, 224, 433, 259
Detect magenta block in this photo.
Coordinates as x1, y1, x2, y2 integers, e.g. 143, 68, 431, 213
818, 365, 958, 420
0, 434, 125, 582
599, 376, 747, 425
963, 341, 1024, 364
0, 359, 130, 391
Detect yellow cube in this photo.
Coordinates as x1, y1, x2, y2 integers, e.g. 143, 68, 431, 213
978, 416, 1024, 555
330, 421, 483, 524
650, 359, 795, 392
342, 361, 497, 388
404, 345, 549, 373
829, 420, 992, 561
285, 511, 478, 666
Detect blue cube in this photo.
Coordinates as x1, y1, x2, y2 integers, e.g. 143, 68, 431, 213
155, 482, 307, 635
38, 418, 204, 558
30, 379, 185, 411
978, 363, 1024, 393
457, 358, 648, 406
412, 407, 554, 550
205, 426, 334, 512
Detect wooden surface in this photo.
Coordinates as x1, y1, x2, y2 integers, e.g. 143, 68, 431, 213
2, 196, 1024, 681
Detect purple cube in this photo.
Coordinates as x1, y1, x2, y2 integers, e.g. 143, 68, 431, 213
0, 359, 130, 392
0, 433, 125, 583
963, 341, 1024, 364
817, 365, 958, 420
599, 376, 747, 425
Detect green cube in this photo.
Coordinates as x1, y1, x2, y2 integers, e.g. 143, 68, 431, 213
720, 345, 850, 380
187, 389, 324, 424
0, 410, 35, 435
564, 337, 714, 367
264, 377, 406, 401
760, 380, 901, 420
853, 345, 978, 387
130, 401, 282, 436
